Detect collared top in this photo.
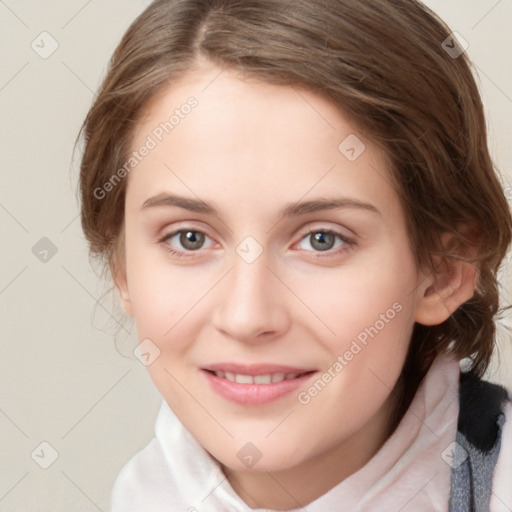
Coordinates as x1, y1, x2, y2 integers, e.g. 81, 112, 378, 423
111, 352, 512, 511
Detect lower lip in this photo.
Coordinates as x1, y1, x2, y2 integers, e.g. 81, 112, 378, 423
202, 370, 315, 406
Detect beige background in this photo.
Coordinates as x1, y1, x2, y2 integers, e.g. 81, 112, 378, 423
0, 1, 511, 510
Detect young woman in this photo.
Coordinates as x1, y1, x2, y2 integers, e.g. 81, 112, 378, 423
78, 1, 512, 510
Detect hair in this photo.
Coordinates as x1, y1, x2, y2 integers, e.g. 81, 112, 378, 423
78, 0, 511, 427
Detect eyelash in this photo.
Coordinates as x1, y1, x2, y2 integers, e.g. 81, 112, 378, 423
158, 228, 355, 259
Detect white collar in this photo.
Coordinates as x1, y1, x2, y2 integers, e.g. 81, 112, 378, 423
111, 352, 461, 511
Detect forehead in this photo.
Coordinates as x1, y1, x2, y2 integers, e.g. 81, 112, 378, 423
127, 65, 400, 222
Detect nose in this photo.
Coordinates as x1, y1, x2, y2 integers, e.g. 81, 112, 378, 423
211, 250, 291, 344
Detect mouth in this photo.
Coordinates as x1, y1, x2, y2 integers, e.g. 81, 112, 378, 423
201, 363, 316, 405
205, 370, 308, 384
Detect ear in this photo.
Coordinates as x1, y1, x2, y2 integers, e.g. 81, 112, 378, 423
114, 266, 134, 318
414, 232, 479, 326
111, 236, 133, 317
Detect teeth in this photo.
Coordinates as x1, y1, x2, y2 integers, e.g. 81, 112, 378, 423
213, 371, 301, 384
254, 374, 272, 384
271, 372, 285, 383
235, 374, 253, 384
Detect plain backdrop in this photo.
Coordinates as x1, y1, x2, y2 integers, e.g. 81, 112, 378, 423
0, 1, 511, 510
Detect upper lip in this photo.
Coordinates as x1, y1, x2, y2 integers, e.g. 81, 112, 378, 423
202, 363, 316, 376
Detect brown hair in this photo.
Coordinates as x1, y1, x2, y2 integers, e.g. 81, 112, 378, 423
79, 0, 511, 404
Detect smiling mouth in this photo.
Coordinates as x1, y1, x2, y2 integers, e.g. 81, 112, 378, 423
205, 370, 311, 384
202, 366, 317, 405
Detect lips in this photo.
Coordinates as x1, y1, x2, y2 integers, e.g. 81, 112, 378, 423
201, 363, 316, 405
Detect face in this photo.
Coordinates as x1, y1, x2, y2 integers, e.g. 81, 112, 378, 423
117, 63, 432, 475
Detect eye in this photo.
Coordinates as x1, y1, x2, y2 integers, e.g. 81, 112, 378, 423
296, 230, 353, 254
160, 229, 214, 254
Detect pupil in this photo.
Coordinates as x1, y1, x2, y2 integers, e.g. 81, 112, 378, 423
311, 232, 334, 251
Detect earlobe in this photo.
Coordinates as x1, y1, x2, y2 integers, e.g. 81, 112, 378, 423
112, 261, 133, 317
414, 234, 479, 326
111, 231, 133, 317
117, 276, 134, 317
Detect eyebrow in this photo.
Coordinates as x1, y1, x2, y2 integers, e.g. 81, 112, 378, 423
140, 193, 381, 217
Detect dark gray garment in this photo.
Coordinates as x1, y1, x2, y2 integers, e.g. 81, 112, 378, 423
449, 373, 509, 511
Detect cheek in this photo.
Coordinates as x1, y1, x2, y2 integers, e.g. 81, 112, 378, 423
325, 250, 417, 399
292, 244, 418, 413
124, 239, 215, 354
292, 243, 418, 347
124, 237, 177, 336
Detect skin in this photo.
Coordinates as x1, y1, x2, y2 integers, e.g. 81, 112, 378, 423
115, 61, 476, 509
